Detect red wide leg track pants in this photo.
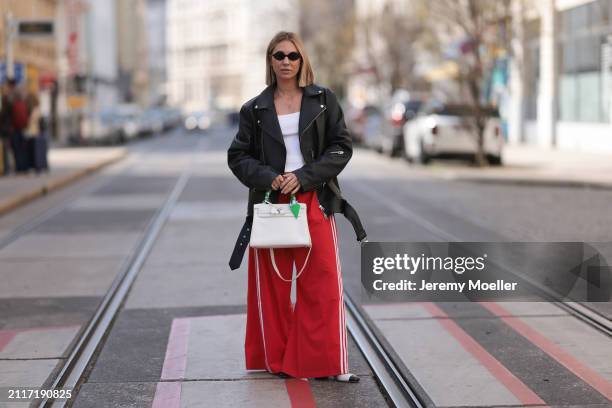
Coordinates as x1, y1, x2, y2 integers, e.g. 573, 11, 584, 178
245, 190, 349, 378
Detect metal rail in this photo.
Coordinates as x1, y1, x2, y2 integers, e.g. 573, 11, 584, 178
347, 181, 612, 337
344, 293, 426, 408
37, 157, 194, 407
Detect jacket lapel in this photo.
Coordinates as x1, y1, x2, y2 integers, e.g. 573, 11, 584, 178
254, 84, 324, 147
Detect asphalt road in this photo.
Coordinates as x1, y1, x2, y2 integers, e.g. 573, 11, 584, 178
1, 124, 610, 407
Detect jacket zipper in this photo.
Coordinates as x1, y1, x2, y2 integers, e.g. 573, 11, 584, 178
319, 204, 328, 218
301, 106, 327, 139
317, 182, 327, 218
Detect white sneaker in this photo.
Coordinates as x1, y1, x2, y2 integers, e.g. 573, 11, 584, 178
314, 373, 360, 383
335, 373, 360, 383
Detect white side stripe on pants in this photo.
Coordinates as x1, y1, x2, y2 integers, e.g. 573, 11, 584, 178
333, 217, 348, 374
331, 216, 348, 373
330, 216, 348, 373
333, 216, 348, 371
254, 249, 271, 372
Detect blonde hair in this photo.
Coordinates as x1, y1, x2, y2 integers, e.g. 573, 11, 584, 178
265, 31, 314, 87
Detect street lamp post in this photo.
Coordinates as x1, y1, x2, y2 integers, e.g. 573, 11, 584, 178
4, 10, 16, 79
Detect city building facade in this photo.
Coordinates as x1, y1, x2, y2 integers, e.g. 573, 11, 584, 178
511, 0, 612, 152
165, 0, 298, 113
1, 0, 59, 138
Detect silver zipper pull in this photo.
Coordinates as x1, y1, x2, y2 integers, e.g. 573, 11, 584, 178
319, 204, 328, 219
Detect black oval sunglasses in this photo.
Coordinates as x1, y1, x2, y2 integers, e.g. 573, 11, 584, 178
271, 51, 301, 61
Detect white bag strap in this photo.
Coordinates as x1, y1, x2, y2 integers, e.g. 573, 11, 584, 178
269, 247, 312, 282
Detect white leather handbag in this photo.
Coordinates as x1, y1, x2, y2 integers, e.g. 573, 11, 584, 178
250, 191, 312, 282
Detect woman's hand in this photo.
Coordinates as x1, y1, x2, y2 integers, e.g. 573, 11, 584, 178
280, 172, 301, 195
271, 174, 285, 190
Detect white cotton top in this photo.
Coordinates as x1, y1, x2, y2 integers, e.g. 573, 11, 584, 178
277, 111, 304, 172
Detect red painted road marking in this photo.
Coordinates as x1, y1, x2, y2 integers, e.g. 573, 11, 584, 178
286, 379, 317, 408
0, 325, 80, 352
154, 316, 319, 407
482, 302, 612, 401
161, 317, 191, 380
423, 303, 547, 406
0, 331, 16, 351
152, 382, 181, 408
152, 317, 192, 408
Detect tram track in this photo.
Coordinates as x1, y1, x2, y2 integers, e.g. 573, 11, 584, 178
346, 180, 612, 338
340, 178, 612, 407
38, 167, 191, 407
30, 137, 202, 407
345, 293, 427, 408
32, 155, 427, 407
8, 139, 608, 407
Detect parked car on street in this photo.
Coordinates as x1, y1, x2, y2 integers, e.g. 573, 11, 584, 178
138, 108, 165, 136
402, 101, 503, 165
184, 111, 212, 132
114, 104, 142, 143
380, 98, 424, 157
161, 107, 182, 130
346, 105, 364, 145
81, 109, 121, 145
346, 104, 384, 146
226, 111, 240, 126
82, 105, 179, 145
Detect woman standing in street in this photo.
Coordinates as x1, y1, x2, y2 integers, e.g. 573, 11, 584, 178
227, 31, 366, 382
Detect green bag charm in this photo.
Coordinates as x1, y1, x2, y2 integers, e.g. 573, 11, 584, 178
264, 190, 300, 219
289, 195, 300, 219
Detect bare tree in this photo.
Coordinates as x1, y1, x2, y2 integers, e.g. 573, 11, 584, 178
379, 2, 429, 92
358, 1, 431, 94
299, 0, 356, 98
428, 0, 513, 166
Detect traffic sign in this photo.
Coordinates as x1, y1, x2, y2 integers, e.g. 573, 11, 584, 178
17, 20, 54, 37
0, 63, 25, 84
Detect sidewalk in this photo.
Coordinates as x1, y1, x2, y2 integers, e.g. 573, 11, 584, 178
0, 145, 127, 217
425, 144, 612, 189
1, 142, 610, 219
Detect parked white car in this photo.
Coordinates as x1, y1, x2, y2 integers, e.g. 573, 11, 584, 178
138, 108, 165, 136
81, 109, 121, 145
184, 111, 212, 132
403, 102, 503, 165
115, 104, 142, 142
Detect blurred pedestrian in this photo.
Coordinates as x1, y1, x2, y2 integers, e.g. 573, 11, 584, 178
0, 79, 17, 175
24, 92, 48, 174
228, 31, 366, 382
9, 85, 29, 173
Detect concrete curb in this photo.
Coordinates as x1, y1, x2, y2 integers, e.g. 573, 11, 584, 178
440, 175, 612, 190
0, 150, 128, 217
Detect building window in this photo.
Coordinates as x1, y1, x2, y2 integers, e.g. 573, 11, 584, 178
184, 81, 193, 101
209, 44, 227, 65
558, 0, 612, 123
